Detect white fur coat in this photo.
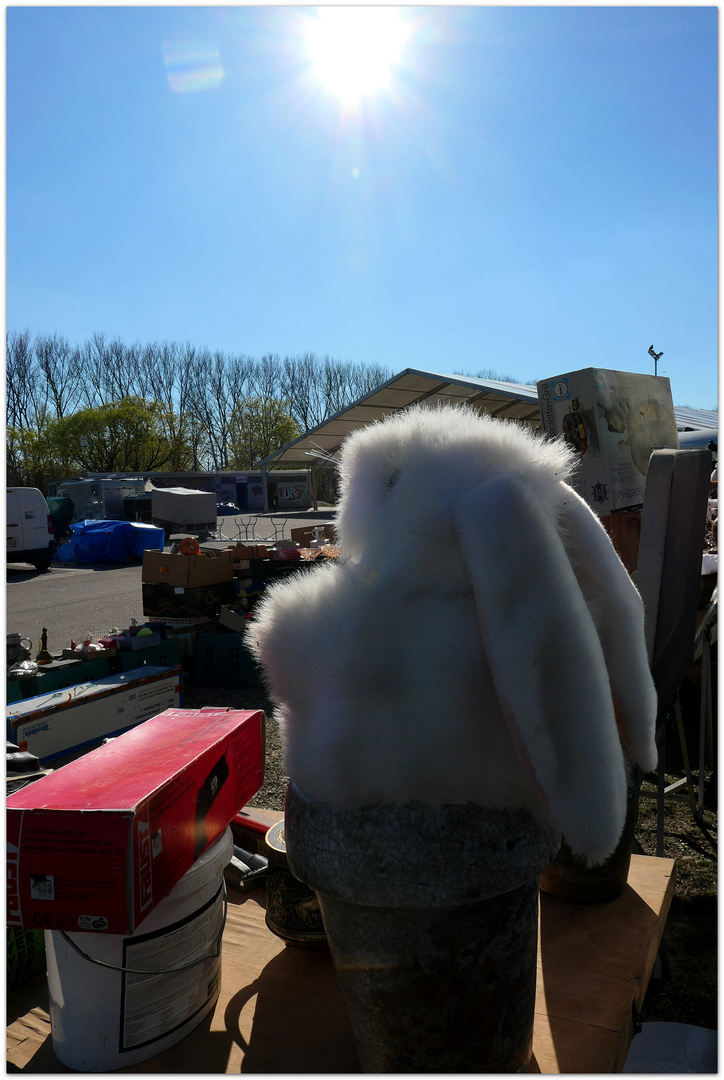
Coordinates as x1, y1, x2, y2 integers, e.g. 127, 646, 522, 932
246, 405, 657, 864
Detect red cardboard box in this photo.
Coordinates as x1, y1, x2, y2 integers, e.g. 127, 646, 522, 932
7, 708, 265, 935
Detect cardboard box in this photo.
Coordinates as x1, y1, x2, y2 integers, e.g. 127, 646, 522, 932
142, 580, 236, 619
537, 368, 679, 514
7, 666, 183, 764
227, 542, 269, 560
7, 707, 265, 934
142, 549, 235, 588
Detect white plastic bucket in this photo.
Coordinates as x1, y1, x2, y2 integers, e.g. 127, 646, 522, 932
44, 826, 233, 1071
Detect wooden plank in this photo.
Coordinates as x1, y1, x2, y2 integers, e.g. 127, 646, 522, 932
6, 851, 676, 1074
531, 1015, 622, 1074
533, 854, 676, 1074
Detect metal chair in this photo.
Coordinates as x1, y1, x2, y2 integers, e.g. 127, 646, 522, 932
267, 517, 288, 543
234, 516, 261, 542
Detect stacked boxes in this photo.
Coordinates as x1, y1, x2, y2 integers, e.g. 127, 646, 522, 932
537, 368, 679, 515
142, 549, 236, 622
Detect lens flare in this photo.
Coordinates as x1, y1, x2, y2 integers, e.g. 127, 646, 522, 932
162, 40, 223, 94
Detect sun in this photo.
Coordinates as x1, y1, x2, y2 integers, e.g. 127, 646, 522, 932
305, 7, 408, 104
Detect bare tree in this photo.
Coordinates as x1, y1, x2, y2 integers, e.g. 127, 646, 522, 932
6, 330, 38, 429
101, 337, 142, 402
249, 354, 284, 404
187, 349, 252, 470
282, 353, 392, 431
321, 356, 391, 419
74, 332, 112, 408
7, 330, 394, 482
282, 352, 329, 430
34, 333, 83, 419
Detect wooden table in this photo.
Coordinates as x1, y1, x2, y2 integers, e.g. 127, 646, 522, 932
7, 853, 675, 1074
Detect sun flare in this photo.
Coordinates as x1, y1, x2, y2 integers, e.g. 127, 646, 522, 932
306, 7, 408, 103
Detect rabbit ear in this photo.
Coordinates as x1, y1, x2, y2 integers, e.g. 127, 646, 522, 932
557, 484, 658, 773
454, 474, 628, 864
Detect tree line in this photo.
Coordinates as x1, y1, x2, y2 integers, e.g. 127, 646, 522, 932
6, 331, 391, 491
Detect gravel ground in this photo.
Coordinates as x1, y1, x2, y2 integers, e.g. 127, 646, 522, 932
183, 679, 290, 813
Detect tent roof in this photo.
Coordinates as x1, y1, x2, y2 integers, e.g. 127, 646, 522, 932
261, 367, 718, 468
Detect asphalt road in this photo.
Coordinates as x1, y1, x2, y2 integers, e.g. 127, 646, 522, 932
6, 512, 336, 657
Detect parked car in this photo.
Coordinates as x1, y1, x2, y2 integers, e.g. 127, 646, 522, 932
6, 487, 57, 571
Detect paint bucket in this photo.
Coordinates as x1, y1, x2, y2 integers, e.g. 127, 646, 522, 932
44, 826, 233, 1071
284, 783, 559, 1073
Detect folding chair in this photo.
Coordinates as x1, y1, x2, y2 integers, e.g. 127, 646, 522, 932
267, 517, 288, 543
234, 516, 262, 542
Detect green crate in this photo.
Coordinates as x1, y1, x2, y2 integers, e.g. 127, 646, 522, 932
194, 632, 259, 689
28, 657, 112, 695
6, 680, 23, 705
117, 640, 182, 672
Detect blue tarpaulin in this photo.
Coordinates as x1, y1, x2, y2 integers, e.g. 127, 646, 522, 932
56, 520, 165, 564
217, 501, 239, 516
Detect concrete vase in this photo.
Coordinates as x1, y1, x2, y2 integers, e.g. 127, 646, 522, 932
284, 782, 559, 1073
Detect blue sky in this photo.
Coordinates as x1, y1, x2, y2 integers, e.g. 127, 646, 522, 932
6, 5, 718, 409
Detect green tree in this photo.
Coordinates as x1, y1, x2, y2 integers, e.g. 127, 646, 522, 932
229, 397, 301, 469
52, 398, 193, 474
6, 418, 62, 492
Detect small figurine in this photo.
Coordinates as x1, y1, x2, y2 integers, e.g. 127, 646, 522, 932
36, 627, 53, 665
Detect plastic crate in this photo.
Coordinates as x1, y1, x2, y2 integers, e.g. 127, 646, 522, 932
29, 656, 113, 695
117, 639, 183, 672
194, 632, 259, 689
6, 680, 24, 705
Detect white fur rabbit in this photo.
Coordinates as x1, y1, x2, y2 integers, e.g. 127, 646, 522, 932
246, 404, 657, 865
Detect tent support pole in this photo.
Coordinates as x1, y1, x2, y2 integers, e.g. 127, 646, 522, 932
310, 467, 318, 511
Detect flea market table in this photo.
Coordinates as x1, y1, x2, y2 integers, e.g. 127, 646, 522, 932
7, 851, 675, 1073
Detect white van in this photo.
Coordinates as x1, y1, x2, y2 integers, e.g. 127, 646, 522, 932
6, 487, 57, 571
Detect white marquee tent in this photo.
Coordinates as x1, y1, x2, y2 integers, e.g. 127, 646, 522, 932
258, 368, 717, 509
